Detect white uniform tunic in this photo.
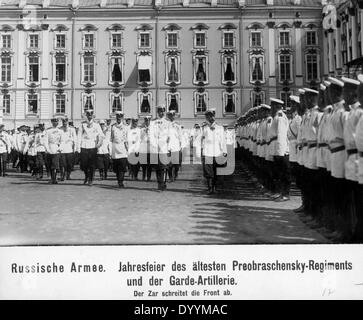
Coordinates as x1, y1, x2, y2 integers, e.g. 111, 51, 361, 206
149, 117, 171, 154
168, 121, 182, 153
201, 122, 227, 158
329, 100, 348, 179
45, 127, 64, 155
288, 113, 302, 163
0, 131, 11, 153
344, 102, 363, 182
16, 131, 28, 153
306, 106, 323, 170
77, 120, 104, 151
355, 107, 363, 184
265, 117, 274, 161
127, 127, 141, 155
61, 126, 77, 154
34, 131, 47, 153
111, 123, 129, 159
97, 128, 111, 155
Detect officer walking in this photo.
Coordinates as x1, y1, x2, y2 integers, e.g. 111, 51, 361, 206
127, 118, 141, 180
110, 111, 129, 188
60, 116, 77, 181
97, 120, 112, 180
0, 124, 11, 177
77, 109, 104, 186
167, 110, 182, 182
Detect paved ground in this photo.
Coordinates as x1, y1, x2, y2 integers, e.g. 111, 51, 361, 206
0, 161, 331, 245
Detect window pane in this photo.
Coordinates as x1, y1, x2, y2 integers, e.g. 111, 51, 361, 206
56, 34, 66, 48
56, 94, 66, 114
2, 35, 11, 48
196, 57, 206, 82
195, 33, 205, 47
112, 34, 122, 48
224, 32, 234, 48
84, 96, 94, 111
3, 94, 10, 114
112, 96, 122, 113
225, 94, 235, 113
167, 33, 178, 48
84, 56, 95, 82
1, 57, 11, 82
196, 94, 206, 113
84, 34, 94, 48
168, 94, 179, 113
224, 56, 235, 82
28, 94, 38, 113
55, 56, 66, 82
111, 58, 122, 82
29, 35, 39, 48
140, 33, 150, 48
168, 57, 179, 82
29, 56, 39, 82
280, 32, 289, 46
140, 95, 151, 113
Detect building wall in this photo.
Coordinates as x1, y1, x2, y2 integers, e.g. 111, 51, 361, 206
0, 1, 323, 129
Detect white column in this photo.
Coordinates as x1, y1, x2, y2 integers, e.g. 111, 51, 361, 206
295, 26, 303, 87
361, 9, 363, 55
42, 28, 49, 80
323, 32, 329, 77
17, 30, 25, 80
328, 31, 334, 73
335, 27, 342, 70
346, 13, 352, 62
40, 91, 51, 120
268, 24, 276, 97
351, 10, 358, 60
0, 103, 3, 125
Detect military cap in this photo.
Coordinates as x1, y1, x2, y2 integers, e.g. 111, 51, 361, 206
204, 108, 216, 116
320, 84, 326, 91
260, 104, 271, 110
270, 98, 284, 105
298, 89, 306, 95
342, 77, 360, 87
85, 109, 94, 115
323, 80, 331, 87
304, 88, 319, 95
328, 77, 344, 88
156, 105, 166, 112
289, 95, 300, 103
51, 117, 59, 122
99, 120, 106, 125
115, 111, 124, 117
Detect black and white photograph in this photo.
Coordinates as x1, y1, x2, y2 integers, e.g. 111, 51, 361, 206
0, 0, 363, 301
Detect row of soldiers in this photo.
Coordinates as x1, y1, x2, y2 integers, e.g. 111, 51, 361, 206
0, 107, 194, 191
235, 75, 363, 242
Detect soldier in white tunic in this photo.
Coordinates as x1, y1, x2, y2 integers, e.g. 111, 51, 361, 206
34, 124, 47, 180
60, 116, 77, 181
139, 116, 152, 181
16, 125, 29, 173
0, 124, 11, 177
167, 110, 182, 182
127, 118, 141, 180
97, 120, 112, 180
149, 106, 172, 191
110, 111, 129, 188
76, 110, 104, 186
45, 118, 64, 184
201, 109, 227, 195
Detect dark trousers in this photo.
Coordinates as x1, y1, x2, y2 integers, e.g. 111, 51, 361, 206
0, 152, 8, 176
140, 153, 152, 181
113, 158, 127, 184
60, 153, 74, 172
80, 148, 97, 181
354, 184, 363, 242
19, 152, 28, 172
273, 155, 291, 197
168, 151, 182, 180
36, 152, 46, 177
152, 153, 170, 189
27, 155, 36, 175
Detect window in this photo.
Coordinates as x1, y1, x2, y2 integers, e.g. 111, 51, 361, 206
222, 54, 236, 85
194, 92, 208, 114
110, 56, 123, 84
279, 31, 290, 46
250, 55, 264, 83
27, 94, 38, 114
251, 31, 261, 47
55, 55, 66, 83
223, 32, 234, 48
55, 34, 66, 49
29, 34, 39, 49
251, 91, 265, 107
166, 55, 180, 84
2, 94, 11, 114
193, 55, 208, 85
83, 56, 95, 83
138, 92, 152, 114
111, 33, 122, 49
306, 31, 317, 46
110, 93, 123, 114
167, 92, 180, 114
2, 34, 11, 49
167, 33, 178, 48
1, 57, 11, 83
195, 32, 206, 48
306, 54, 319, 82
280, 91, 291, 110
279, 54, 292, 82
84, 34, 94, 49
55, 93, 66, 114
82, 93, 95, 114
223, 92, 236, 114
137, 55, 152, 84
139, 32, 150, 48
28, 56, 39, 83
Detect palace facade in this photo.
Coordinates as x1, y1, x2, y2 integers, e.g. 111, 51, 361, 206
0, 0, 323, 128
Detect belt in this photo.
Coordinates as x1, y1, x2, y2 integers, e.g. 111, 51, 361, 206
330, 145, 345, 153
269, 137, 277, 144
302, 142, 308, 147
347, 149, 358, 156
308, 143, 317, 149
318, 143, 328, 148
